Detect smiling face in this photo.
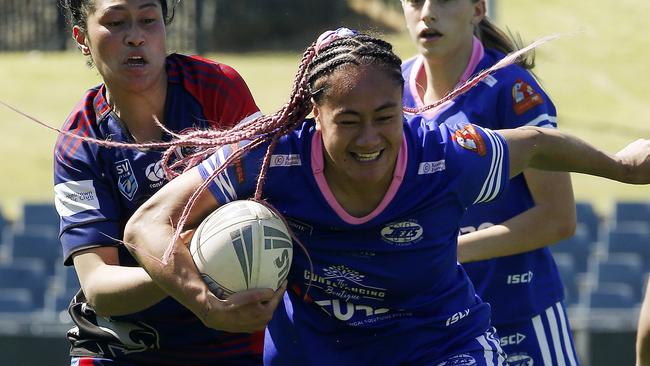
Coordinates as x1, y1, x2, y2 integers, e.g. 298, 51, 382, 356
313, 64, 404, 192
73, 0, 167, 94
401, 0, 484, 60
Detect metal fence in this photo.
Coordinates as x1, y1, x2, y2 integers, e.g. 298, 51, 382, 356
0, 0, 204, 53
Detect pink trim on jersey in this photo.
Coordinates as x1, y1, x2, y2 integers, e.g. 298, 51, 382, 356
407, 36, 485, 119
310, 131, 408, 225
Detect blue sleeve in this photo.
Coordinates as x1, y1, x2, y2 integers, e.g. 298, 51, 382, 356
442, 123, 510, 207
54, 142, 121, 265
495, 68, 557, 130
197, 141, 261, 204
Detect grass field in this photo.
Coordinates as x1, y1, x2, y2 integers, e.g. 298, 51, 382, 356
1, 0, 649, 219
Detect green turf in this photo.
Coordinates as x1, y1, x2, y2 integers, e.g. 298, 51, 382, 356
1, 0, 648, 219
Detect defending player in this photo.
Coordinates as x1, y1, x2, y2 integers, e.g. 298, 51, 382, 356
401, 0, 579, 363
55, 0, 263, 364
121, 29, 650, 365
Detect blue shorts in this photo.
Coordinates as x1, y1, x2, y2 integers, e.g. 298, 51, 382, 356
435, 327, 507, 366
495, 301, 579, 365
264, 326, 506, 365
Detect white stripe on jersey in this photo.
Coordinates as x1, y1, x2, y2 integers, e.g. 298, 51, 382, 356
556, 302, 579, 366
203, 149, 237, 203
474, 129, 505, 204
476, 334, 495, 366
533, 314, 554, 365
235, 111, 263, 127
546, 306, 566, 366
524, 113, 557, 128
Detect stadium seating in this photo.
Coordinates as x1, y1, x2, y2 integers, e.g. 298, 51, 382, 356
576, 201, 601, 243
552, 252, 579, 305
613, 201, 650, 231
10, 232, 62, 276
588, 283, 638, 309
607, 230, 650, 267
595, 253, 646, 301
0, 259, 47, 310
0, 288, 34, 313
551, 228, 593, 274
17, 202, 59, 238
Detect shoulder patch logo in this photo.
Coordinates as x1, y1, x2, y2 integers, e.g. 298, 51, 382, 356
453, 124, 486, 156
115, 159, 139, 201
512, 79, 543, 115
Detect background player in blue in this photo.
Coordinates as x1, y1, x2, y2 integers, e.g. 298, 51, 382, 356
400, 1, 579, 364
119, 29, 650, 365
55, 0, 263, 365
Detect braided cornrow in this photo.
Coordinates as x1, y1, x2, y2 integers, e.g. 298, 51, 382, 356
308, 35, 404, 103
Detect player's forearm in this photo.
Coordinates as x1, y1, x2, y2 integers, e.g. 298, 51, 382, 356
503, 127, 629, 181
85, 265, 167, 316
458, 205, 575, 263
124, 204, 214, 322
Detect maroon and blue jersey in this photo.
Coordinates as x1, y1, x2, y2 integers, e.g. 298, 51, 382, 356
402, 38, 565, 324
198, 116, 510, 364
54, 53, 263, 365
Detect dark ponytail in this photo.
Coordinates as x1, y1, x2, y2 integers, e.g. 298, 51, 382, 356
475, 16, 535, 70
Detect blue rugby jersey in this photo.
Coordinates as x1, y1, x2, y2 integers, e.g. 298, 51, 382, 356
198, 117, 509, 364
53, 53, 263, 365
402, 38, 565, 324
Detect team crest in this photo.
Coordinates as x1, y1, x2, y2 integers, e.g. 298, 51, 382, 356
512, 79, 543, 115
115, 159, 139, 201
453, 125, 486, 156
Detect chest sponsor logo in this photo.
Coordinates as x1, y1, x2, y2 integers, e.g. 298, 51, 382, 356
418, 160, 446, 175
54, 180, 100, 217
145, 161, 166, 188
304, 265, 386, 302
507, 353, 534, 366
115, 159, 138, 201
500, 332, 526, 346
507, 271, 534, 284
453, 124, 486, 156
269, 154, 301, 167
512, 79, 543, 115
381, 220, 423, 245
436, 354, 477, 366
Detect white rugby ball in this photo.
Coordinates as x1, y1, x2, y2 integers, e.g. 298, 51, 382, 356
189, 200, 293, 299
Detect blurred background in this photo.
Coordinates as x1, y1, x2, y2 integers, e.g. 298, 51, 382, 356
0, 0, 648, 364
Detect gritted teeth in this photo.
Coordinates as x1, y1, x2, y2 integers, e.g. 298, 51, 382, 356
352, 150, 382, 162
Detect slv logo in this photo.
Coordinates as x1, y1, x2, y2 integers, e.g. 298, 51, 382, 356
507, 353, 534, 366
380, 220, 423, 245
436, 354, 477, 366
507, 271, 534, 285
115, 159, 138, 201
446, 309, 470, 326
500, 333, 526, 346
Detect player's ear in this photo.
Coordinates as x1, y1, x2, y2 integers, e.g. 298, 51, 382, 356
472, 0, 487, 26
73, 26, 91, 56
312, 103, 322, 131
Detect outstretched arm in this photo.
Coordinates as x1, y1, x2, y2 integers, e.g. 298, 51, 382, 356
500, 126, 650, 184
124, 168, 284, 333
